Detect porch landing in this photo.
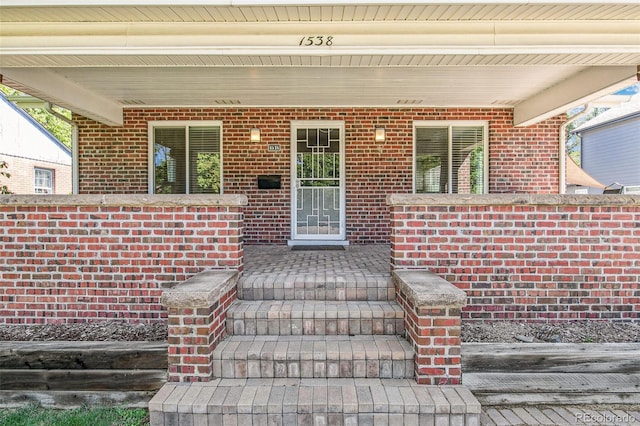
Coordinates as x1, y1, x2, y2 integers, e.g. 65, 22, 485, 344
239, 245, 394, 301
243, 245, 390, 277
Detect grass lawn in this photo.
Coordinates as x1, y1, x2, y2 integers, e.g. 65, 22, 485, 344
0, 405, 149, 426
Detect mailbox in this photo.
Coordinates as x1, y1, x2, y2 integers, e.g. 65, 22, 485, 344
257, 175, 281, 190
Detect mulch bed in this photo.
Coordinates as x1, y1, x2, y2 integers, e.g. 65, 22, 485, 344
0, 320, 638, 343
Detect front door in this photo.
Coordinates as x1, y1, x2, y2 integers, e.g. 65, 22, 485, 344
291, 120, 346, 242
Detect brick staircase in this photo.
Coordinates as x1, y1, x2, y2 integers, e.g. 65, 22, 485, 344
149, 245, 481, 425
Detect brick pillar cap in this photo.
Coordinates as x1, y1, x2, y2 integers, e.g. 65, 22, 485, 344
161, 271, 238, 308
0, 194, 248, 207
386, 193, 640, 207
393, 270, 466, 307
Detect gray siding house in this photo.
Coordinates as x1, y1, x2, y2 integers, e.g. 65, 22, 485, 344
573, 100, 640, 194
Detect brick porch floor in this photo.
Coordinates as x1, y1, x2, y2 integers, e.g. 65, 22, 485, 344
243, 244, 390, 277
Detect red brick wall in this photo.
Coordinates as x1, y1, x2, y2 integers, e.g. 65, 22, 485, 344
0, 195, 246, 324
76, 108, 562, 244
389, 194, 640, 321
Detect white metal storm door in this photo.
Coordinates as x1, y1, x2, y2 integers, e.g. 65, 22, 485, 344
291, 121, 346, 242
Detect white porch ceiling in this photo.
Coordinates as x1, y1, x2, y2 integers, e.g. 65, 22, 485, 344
1, 2, 639, 126
2, 65, 587, 108
2, 3, 640, 23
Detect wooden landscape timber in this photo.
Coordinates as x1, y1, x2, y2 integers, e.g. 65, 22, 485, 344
1, 341, 639, 408
463, 343, 640, 406
0, 341, 167, 370
0, 341, 168, 409
463, 343, 640, 374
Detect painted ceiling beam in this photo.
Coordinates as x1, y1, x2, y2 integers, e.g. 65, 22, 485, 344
2, 21, 638, 57
513, 66, 638, 127
0, 67, 123, 126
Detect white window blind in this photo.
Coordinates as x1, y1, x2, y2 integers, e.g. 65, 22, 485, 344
451, 126, 484, 194
189, 126, 221, 194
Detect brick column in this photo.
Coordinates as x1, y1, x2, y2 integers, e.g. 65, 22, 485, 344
393, 271, 466, 385
161, 271, 238, 382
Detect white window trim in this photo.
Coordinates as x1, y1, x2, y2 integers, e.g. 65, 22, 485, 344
34, 167, 54, 194
148, 120, 224, 194
413, 120, 489, 194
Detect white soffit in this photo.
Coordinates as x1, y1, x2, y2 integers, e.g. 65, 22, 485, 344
1, 65, 585, 108
2, 2, 640, 22
1, 2, 639, 126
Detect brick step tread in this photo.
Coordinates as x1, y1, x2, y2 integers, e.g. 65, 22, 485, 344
227, 300, 404, 336
149, 379, 481, 426
212, 335, 414, 379
238, 274, 394, 301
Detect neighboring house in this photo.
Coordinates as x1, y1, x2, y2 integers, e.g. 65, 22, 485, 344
0, 94, 71, 194
571, 99, 640, 194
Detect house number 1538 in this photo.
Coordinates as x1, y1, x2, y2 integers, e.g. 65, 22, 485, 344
299, 36, 334, 46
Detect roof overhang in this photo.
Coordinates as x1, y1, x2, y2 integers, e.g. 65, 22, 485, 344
1, 2, 639, 127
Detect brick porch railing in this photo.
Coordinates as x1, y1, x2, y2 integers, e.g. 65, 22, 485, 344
0, 194, 247, 324
388, 193, 640, 321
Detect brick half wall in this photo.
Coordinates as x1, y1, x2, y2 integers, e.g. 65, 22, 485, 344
388, 194, 640, 321
0, 194, 247, 324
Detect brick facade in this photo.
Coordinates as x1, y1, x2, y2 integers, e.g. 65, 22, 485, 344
76, 108, 563, 244
389, 194, 640, 321
0, 194, 247, 324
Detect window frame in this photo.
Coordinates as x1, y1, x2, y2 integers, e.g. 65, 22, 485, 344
34, 167, 54, 194
148, 121, 224, 194
412, 120, 489, 194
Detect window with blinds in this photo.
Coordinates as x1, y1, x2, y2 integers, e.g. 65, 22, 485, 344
415, 122, 486, 194
151, 123, 222, 194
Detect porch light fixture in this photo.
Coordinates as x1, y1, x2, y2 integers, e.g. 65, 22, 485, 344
250, 128, 261, 142
375, 127, 386, 143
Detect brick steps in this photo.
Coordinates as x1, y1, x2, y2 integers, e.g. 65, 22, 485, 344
212, 335, 414, 380
237, 273, 395, 301
149, 378, 482, 426
226, 300, 404, 336
154, 254, 481, 426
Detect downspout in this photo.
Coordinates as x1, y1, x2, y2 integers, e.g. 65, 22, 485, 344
45, 102, 78, 194
559, 104, 591, 194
